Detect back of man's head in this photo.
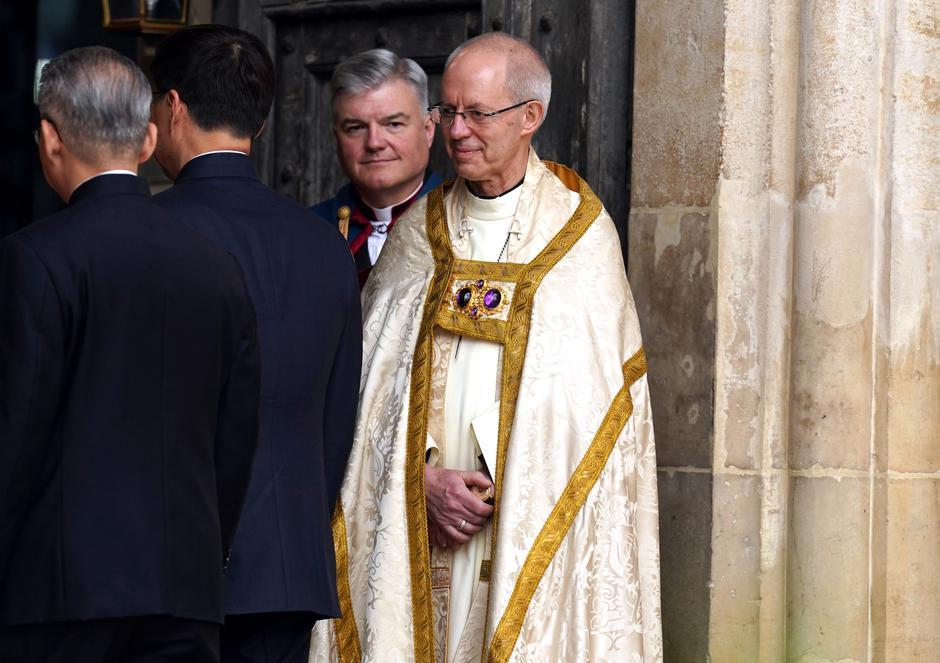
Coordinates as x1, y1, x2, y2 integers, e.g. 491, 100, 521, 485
38, 46, 151, 165
330, 48, 429, 119
151, 24, 275, 139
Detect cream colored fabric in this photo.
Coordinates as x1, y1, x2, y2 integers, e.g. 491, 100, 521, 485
440, 185, 517, 659
310, 150, 663, 663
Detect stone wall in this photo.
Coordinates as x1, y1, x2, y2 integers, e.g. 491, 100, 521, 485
629, 0, 724, 659
630, 0, 940, 661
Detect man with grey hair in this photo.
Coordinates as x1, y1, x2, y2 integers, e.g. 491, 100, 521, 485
0, 46, 261, 662
311, 48, 441, 287
312, 32, 662, 663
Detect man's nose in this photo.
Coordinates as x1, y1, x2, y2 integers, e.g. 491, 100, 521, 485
365, 126, 387, 150
448, 114, 472, 139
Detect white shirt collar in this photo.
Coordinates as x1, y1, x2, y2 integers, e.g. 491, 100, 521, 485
188, 149, 249, 167
74, 169, 136, 191
366, 180, 424, 224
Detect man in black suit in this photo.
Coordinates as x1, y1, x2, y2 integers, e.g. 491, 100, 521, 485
0, 47, 261, 662
150, 25, 362, 663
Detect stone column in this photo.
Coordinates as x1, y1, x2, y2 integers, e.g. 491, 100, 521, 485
630, 0, 940, 661
629, 1, 724, 660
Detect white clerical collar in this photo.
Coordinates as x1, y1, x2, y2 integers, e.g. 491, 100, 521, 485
467, 183, 523, 221
74, 169, 136, 190
366, 180, 424, 224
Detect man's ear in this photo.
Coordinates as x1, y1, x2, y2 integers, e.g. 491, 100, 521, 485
39, 118, 63, 163
138, 122, 158, 164
519, 100, 545, 137
424, 113, 435, 147
165, 89, 186, 128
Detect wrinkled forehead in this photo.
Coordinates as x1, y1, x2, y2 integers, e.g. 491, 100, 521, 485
441, 50, 511, 106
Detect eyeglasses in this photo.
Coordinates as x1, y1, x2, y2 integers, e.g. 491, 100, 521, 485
427, 99, 536, 127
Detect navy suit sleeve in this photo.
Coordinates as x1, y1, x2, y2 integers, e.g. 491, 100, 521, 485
214, 260, 262, 559
322, 269, 362, 511
0, 237, 65, 571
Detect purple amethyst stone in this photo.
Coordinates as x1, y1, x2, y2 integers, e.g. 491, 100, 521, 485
456, 287, 473, 308
483, 288, 502, 310
476, 279, 485, 288
469, 306, 479, 318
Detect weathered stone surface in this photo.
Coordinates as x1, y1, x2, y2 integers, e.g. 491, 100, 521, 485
789, 311, 873, 471
884, 479, 940, 661
707, 474, 762, 663
886, 307, 940, 473
796, 0, 881, 199
787, 477, 870, 662
631, 0, 723, 207
629, 210, 716, 469
657, 471, 713, 663
629, 0, 938, 658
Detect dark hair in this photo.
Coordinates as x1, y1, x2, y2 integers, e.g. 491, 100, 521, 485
151, 24, 275, 138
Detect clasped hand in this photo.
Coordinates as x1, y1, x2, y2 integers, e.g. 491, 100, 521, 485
424, 465, 494, 550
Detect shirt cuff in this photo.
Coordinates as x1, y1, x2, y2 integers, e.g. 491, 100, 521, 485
425, 433, 440, 466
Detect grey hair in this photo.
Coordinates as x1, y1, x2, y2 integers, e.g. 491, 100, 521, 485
38, 46, 151, 163
445, 33, 552, 117
331, 48, 429, 116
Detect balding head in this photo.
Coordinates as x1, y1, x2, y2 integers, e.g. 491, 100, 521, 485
438, 33, 549, 196
445, 32, 551, 119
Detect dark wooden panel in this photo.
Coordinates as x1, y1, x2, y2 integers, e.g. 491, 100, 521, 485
252, 0, 480, 205
483, 0, 634, 256
237, 0, 633, 263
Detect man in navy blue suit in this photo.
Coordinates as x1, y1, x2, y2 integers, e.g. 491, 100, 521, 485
150, 25, 362, 663
0, 47, 261, 662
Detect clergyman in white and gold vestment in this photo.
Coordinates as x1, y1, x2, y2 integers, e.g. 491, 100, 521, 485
311, 32, 662, 663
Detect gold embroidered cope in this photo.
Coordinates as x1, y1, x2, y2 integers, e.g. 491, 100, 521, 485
313, 153, 662, 663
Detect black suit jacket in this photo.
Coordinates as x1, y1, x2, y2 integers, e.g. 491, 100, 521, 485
0, 174, 261, 626
155, 153, 361, 618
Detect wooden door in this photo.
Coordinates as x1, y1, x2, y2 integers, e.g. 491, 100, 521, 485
224, 0, 481, 207
227, 0, 633, 251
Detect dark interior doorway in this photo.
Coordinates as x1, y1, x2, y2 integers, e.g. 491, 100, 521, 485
221, 0, 635, 260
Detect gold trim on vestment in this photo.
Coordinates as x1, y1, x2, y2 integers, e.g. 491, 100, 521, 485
435, 309, 508, 343
406, 163, 604, 663
450, 259, 524, 281
331, 502, 362, 663
486, 347, 648, 663
405, 185, 455, 663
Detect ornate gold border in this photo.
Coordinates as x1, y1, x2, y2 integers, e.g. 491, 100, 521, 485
331, 502, 361, 663
404, 185, 454, 663
435, 309, 508, 344
486, 347, 648, 663
451, 259, 524, 281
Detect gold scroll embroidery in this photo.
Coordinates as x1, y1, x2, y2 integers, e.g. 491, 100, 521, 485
331, 502, 362, 663
486, 348, 648, 663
